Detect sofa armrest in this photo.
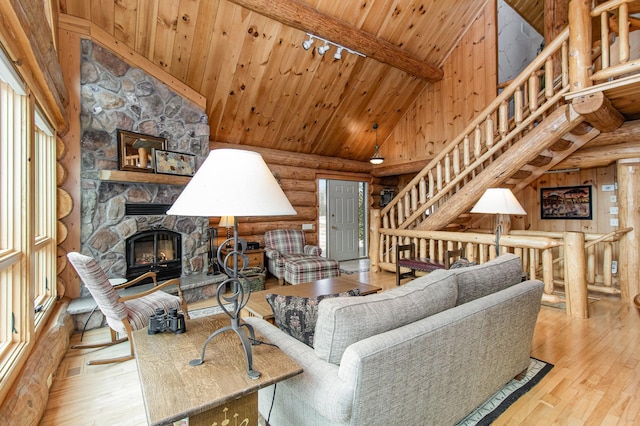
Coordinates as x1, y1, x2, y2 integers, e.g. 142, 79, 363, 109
303, 245, 322, 256
245, 317, 354, 421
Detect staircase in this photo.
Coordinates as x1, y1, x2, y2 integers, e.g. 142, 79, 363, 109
380, 26, 602, 234
379, 0, 640, 237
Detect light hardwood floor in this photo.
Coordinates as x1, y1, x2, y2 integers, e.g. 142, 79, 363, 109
40, 269, 640, 425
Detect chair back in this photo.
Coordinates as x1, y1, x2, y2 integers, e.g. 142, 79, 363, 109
67, 252, 128, 321
264, 229, 306, 254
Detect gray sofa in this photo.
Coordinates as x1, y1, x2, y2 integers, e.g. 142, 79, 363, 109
245, 254, 544, 425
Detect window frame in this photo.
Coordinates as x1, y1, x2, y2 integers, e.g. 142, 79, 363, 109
0, 46, 57, 403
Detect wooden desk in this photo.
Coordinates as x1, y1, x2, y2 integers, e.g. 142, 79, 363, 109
242, 276, 382, 322
133, 314, 302, 426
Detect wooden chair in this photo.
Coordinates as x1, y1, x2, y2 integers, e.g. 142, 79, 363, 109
396, 244, 465, 286
67, 252, 189, 365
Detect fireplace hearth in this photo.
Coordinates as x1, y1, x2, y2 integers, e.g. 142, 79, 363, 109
126, 228, 182, 283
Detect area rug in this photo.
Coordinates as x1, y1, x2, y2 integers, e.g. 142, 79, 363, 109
541, 292, 599, 310
456, 357, 553, 425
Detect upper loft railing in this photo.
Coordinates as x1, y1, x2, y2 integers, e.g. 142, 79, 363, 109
379, 28, 570, 233
591, 0, 640, 83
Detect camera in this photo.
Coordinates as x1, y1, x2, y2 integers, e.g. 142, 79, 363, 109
148, 307, 186, 335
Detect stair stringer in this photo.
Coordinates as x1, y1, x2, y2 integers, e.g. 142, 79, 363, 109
416, 103, 586, 231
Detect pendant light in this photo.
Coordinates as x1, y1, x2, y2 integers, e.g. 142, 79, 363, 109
369, 123, 384, 165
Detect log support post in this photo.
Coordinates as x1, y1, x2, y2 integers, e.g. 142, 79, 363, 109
564, 231, 589, 318
369, 209, 381, 273
617, 158, 640, 305
568, 0, 592, 92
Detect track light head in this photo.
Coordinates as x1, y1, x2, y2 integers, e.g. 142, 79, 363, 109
302, 35, 314, 50
318, 43, 330, 55
334, 47, 343, 60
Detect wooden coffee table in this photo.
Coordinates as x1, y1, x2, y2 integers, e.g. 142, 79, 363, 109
132, 314, 302, 426
242, 275, 382, 322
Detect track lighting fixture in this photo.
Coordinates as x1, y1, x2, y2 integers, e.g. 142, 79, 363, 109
302, 35, 314, 50
370, 123, 384, 165
301, 33, 366, 61
318, 43, 330, 55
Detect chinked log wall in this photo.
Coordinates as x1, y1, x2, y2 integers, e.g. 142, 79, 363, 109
209, 142, 388, 246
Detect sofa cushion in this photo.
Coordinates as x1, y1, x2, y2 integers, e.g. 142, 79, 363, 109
314, 272, 458, 364
451, 253, 524, 305
265, 289, 361, 347
449, 258, 477, 269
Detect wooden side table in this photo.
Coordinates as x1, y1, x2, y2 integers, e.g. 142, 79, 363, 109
220, 247, 264, 270
133, 314, 302, 425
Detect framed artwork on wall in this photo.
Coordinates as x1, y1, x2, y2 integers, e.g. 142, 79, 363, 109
117, 129, 166, 173
154, 150, 196, 176
540, 185, 592, 220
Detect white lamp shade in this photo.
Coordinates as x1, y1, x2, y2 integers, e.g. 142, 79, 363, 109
167, 149, 297, 217
470, 188, 527, 215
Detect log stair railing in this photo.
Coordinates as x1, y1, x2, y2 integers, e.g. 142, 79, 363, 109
380, 28, 587, 236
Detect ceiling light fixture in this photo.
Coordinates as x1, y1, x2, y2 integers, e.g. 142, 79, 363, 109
370, 123, 384, 165
302, 35, 314, 50
302, 33, 365, 60
318, 43, 330, 55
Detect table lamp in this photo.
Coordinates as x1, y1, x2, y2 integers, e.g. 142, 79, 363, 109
470, 188, 526, 257
218, 215, 234, 248
167, 149, 296, 379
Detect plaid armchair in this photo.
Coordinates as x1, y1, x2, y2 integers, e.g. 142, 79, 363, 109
264, 229, 338, 285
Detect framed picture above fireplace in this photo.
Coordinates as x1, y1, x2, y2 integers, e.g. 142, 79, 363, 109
117, 129, 166, 173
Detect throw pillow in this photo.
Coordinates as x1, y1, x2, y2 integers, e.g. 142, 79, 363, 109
449, 258, 477, 269
265, 289, 361, 347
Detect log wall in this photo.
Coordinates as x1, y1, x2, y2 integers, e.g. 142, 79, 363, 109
208, 142, 374, 247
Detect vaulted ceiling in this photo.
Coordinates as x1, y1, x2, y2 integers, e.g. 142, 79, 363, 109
59, 0, 494, 162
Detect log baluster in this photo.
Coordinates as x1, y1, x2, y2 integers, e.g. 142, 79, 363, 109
514, 86, 523, 125
419, 177, 427, 205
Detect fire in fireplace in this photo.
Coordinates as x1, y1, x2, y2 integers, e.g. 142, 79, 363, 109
126, 228, 182, 283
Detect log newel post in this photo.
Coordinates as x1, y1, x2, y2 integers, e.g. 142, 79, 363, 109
564, 231, 589, 318
568, 0, 592, 92
369, 209, 381, 273
617, 158, 640, 305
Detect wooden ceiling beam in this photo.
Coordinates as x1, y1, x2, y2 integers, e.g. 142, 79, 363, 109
226, 0, 444, 82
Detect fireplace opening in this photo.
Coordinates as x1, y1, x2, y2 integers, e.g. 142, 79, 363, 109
126, 228, 182, 283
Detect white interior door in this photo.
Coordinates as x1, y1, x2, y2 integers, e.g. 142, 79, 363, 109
327, 179, 360, 261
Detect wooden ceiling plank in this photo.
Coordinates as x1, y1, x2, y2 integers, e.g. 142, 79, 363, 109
225, 0, 444, 82
169, 0, 200, 81
224, 13, 275, 143
247, 27, 325, 148
135, 0, 158, 59
152, 1, 180, 71
206, 3, 252, 141
242, 27, 302, 146
282, 61, 359, 154
90, 0, 114, 35
113, 0, 138, 49
184, 0, 221, 90
59, 0, 91, 20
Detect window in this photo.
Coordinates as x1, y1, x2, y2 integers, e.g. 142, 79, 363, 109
0, 46, 57, 399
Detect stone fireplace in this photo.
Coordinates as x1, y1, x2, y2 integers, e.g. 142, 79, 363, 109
77, 40, 211, 297
125, 227, 182, 282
